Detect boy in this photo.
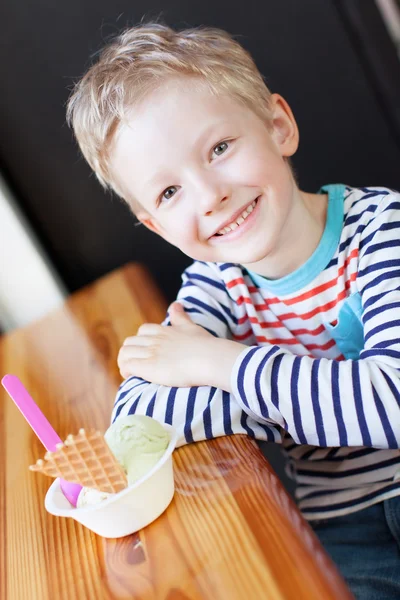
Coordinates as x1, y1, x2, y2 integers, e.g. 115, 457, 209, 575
67, 22, 400, 598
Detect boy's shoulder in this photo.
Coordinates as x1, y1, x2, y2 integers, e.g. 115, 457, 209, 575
344, 184, 400, 212
336, 184, 400, 262
342, 184, 400, 229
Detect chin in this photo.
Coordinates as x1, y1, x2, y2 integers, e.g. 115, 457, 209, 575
236, 248, 273, 267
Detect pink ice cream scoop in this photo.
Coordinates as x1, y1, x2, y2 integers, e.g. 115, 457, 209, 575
1, 374, 82, 507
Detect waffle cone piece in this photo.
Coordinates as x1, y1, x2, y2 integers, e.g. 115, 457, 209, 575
29, 429, 128, 494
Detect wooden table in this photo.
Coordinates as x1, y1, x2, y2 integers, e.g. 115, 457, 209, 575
0, 263, 353, 600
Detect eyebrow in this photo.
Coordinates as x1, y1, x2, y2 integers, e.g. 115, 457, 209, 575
144, 120, 232, 191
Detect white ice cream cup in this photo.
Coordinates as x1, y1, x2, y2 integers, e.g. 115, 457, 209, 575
44, 423, 177, 538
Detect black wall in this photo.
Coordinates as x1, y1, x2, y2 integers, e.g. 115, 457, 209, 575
1, 0, 400, 303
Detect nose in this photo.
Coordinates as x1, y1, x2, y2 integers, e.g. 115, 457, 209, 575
192, 173, 230, 216
203, 195, 228, 216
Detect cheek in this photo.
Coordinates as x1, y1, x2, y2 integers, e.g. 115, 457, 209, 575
226, 144, 283, 184
163, 211, 198, 247
252, 157, 291, 194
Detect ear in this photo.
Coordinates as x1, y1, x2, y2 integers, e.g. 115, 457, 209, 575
269, 93, 299, 158
137, 213, 161, 235
136, 210, 171, 242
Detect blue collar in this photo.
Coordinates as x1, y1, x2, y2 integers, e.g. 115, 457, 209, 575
246, 184, 345, 295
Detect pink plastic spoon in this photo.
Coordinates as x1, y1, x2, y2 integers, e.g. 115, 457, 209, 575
1, 374, 82, 507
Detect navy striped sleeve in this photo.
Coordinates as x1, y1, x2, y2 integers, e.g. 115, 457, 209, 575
230, 193, 400, 449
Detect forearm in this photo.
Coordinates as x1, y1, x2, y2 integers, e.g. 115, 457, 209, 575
112, 375, 281, 447
231, 344, 400, 449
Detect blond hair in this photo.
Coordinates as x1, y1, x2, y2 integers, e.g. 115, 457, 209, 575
67, 22, 273, 199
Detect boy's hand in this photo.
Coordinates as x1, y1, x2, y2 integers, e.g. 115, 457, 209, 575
118, 302, 244, 390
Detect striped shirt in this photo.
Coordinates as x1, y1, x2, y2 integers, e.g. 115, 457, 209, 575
112, 184, 400, 520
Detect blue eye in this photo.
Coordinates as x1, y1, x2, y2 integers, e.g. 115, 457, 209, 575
212, 141, 229, 158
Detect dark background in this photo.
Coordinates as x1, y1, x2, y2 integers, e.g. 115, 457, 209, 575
1, 0, 400, 304
1, 0, 400, 495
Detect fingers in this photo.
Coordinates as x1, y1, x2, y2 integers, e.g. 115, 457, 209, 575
118, 337, 158, 363
122, 324, 163, 345
118, 324, 163, 380
118, 343, 154, 379
119, 328, 163, 379
137, 323, 163, 336
169, 302, 192, 326
122, 335, 158, 348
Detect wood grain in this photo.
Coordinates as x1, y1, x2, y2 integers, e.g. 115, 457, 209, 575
0, 263, 353, 599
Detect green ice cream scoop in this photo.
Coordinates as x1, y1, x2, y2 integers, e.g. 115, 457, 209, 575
105, 415, 170, 485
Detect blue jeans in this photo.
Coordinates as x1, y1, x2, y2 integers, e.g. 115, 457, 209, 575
310, 496, 400, 600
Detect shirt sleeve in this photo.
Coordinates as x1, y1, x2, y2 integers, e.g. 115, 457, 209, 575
111, 262, 281, 447
230, 193, 400, 449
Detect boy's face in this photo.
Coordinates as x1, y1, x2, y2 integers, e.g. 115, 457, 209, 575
110, 78, 300, 272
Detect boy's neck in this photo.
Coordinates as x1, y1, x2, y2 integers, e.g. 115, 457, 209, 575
243, 189, 329, 281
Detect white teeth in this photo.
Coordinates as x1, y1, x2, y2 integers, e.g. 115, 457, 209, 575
216, 199, 257, 236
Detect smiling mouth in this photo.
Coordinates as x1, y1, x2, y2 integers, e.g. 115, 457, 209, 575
213, 197, 260, 237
